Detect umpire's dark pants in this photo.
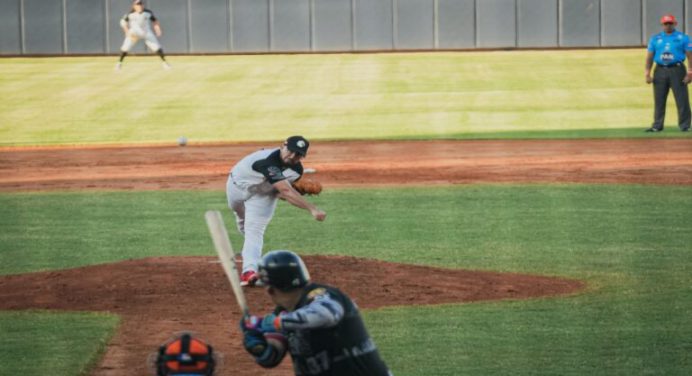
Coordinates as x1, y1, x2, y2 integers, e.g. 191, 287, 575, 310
652, 64, 691, 130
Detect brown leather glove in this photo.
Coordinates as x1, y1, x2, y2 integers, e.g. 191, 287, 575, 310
292, 178, 323, 195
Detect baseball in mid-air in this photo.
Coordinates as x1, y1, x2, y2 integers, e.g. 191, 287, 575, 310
177, 136, 188, 146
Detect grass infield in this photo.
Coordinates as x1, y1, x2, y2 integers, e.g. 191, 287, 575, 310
1, 49, 689, 146
1, 186, 691, 375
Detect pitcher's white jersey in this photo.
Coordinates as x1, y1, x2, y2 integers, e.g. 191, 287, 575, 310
230, 148, 302, 196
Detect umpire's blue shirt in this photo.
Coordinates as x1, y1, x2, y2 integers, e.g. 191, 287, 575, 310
648, 30, 692, 66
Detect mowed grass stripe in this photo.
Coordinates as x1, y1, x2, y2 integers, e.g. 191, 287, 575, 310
1, 50, 683, 145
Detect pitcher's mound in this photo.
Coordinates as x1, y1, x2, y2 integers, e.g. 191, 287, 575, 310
0, 255, 583, 376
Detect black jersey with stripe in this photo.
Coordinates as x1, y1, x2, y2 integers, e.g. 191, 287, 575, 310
276, 283, 392, 376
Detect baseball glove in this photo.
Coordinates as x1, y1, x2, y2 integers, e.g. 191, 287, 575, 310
292, 178, 322, 195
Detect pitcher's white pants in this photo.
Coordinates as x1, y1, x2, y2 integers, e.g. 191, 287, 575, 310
226, 177, 278, 273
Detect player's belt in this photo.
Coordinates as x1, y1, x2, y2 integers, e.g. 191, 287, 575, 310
230, 172, 255, 192
657, 62, 683, 68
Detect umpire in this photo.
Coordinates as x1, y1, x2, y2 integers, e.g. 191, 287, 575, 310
645, 14, 692, 132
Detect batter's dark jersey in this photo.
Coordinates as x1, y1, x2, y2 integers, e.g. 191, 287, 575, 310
275, 283, 392, 376
252, 149, 304, 184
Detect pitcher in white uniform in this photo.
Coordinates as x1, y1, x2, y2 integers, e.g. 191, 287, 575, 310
115, 0, 170, 70
227, 136, 327, 286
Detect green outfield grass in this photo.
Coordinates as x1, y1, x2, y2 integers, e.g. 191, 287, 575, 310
0, 310, 118, 376
1, 186, 691, 375
1, 49, 688, 146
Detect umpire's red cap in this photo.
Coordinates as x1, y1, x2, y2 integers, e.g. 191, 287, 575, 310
660, 14, 677, 24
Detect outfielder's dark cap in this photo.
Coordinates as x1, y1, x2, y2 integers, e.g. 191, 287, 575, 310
285, 135, 309, 156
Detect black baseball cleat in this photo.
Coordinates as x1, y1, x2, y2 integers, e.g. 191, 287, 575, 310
644, 127, 662, 132
682, 128, 690, 132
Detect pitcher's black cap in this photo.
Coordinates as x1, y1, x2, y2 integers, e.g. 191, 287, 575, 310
285, 135, 309, 156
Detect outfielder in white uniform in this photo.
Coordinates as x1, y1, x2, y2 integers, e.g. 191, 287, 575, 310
115, 0, 170, 71
227, 136, 327, 287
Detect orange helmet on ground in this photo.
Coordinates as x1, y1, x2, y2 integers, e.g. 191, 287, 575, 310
156, 333, 216, 376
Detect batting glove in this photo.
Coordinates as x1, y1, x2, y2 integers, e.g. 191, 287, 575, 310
242, 328, 267, 356
243, 314, 281, 333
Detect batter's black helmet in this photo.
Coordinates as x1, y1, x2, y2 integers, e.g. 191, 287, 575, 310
258, 250, 311, 291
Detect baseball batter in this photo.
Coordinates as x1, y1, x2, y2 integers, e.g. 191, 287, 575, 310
241, 250, 393, 376
115, 0, 170, 71
227, 136, 326, 286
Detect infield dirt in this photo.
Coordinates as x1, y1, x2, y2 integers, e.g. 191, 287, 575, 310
1, 139, 691, 191
1, 139, 690, 375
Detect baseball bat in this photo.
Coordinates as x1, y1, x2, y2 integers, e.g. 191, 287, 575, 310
205, 210, 250, 317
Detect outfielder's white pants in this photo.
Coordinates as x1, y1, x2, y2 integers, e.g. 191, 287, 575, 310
120, 31, 161, 52
226, 177, 278, 273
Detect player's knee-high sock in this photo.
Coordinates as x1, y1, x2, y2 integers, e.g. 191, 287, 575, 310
119, 52, 127, 62
156, 49, 167, 61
